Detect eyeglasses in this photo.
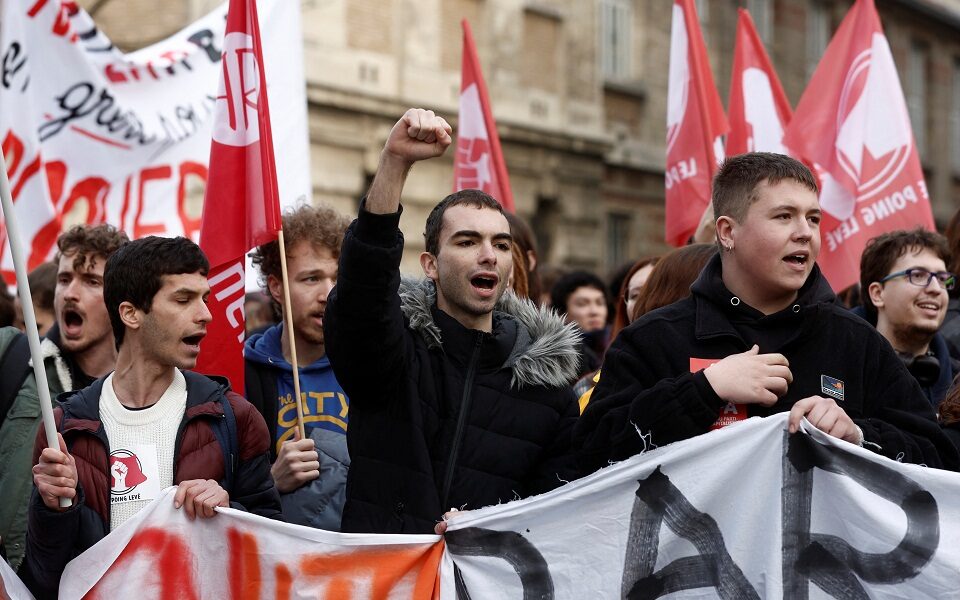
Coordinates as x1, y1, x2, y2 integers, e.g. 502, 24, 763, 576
879, 268, 956, 291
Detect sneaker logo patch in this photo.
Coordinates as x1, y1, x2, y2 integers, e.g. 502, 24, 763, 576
821, 375, 844, 401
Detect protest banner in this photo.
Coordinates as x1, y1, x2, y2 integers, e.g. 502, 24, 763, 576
783, 0, 934, 292
0, 557, 34, 600
725, 8, 792, 157
664, 0, 728, 247
454, 19, 514, 212
3, 415, 946, 599
0, 0, 309, 285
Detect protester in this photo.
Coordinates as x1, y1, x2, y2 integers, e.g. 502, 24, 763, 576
0, 225, 127, 573
576, 246, 715, 412
246, 205, 352, 530
21, 236, 281, 599
574, 152, 960, 474
858, 229, 957, 409
244, 291, 276, 337
551, 271, 610, 379
325, 108, 581, 534
611, 257, 659, 342
504, 212, 541, 302
28, 262, 57, 337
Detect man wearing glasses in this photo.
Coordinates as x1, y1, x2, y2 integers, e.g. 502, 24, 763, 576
859, 229, 959, 409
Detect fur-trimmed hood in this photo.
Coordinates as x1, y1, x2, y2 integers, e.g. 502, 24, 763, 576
398, 276, 581, 389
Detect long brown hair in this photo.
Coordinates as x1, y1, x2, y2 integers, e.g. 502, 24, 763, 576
632, 244, 717, 321
941, 379, 960, 426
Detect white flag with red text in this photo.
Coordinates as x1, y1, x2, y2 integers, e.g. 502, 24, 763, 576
195, 0, 283, 393
783, 0, 934, 291
0, 0, 308, 286
726, 8, 792, 157
454, 19, 514, 212
665, 0, 728, 246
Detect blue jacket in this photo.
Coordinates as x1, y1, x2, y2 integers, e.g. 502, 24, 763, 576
244, 324, 350, 531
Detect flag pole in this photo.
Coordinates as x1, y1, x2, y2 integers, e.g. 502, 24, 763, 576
0, 151, 70, 508
276, 228, 305, 439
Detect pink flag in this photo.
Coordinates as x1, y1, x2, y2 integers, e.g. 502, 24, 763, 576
726, 8, 792, 156
454, 19, 515, 212
665, 0, 729, 246
196, 0, 282, 392
783, 0, 934, 291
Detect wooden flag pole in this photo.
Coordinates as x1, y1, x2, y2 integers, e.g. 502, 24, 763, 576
0, 151, 70, 508
277, 228, 306, 439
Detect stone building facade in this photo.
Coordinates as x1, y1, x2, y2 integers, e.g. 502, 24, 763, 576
80, 0, 960, 277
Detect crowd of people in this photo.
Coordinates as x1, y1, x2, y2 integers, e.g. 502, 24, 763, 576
1, 107, 959, 597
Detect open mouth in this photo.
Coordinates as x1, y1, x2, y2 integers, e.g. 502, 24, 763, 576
917, 301, 940, 312
471, 275, 498, 290
783, 254, 808, 266
62, 309, 84, 335
182, 334, 205, 346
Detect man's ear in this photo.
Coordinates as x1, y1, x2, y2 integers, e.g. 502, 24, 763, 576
420, 251, 439, 281
867, 281, 885, 309
267, 274, 284, 305
118, 301, 141, 332
716, 215, 736, 251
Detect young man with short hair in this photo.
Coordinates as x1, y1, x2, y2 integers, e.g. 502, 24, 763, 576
575, 152, 959, 473
324, 108, 582, 534
22, 237, 281, 599
859, 229, 957, 408
246, 204, 352, 530
0, 224, 127, 572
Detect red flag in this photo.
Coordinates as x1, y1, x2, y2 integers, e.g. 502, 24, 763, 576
783, 0, 934, 291
454, 19, 515, 212
665, 0, 729, 246
726, 8, 792, 156
196, 0, 282, 392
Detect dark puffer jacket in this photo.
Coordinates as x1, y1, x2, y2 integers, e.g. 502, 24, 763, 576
325, 207, 582, 534
20, 370, 281, 599
575, 254, 960, 475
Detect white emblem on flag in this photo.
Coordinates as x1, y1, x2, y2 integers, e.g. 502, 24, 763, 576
666, 4, 690, 153
456, 84, 494, 191
213, 32, 261, 147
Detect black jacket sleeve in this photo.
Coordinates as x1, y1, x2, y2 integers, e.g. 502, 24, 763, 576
229, 394, 283, 519
325, 204, 415, 406
21, 487, 106, 600
857, 337, 960, 470
528, 389, 582, 495
572, 326, 726, 476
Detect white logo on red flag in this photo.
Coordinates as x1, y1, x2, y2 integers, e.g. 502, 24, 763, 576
455, 84, 494, 191
740, 68, 787, 153
666, 5, 689, 155
213, 32, 261, 147
783, 0, 933, 291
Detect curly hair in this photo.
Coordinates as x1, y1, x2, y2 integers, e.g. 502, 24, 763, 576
55, 224, 129, 272
250, 205, 351, 288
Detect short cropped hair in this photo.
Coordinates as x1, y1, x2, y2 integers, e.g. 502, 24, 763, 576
550, 271, 609, 317
423, 189, 504, 256
28, 262, 58, 312
104, 236, 209, 348
55, 224, 129, 273
859, 228, 951, 325
250, 205, 350, 288
712, 153, 819, 224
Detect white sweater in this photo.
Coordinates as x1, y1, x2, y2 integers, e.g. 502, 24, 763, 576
100, 370, 186, 530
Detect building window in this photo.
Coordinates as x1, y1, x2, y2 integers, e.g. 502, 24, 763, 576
907, 42, 928, 157
599, 0, 632, 80
952, 59, 960, 174
607, 212, 631, 270
746, 0, 773, 44
806, 1, 829, 78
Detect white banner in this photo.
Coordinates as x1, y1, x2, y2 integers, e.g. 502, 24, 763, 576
0, 415, 952, 599
0, 0, 310, 282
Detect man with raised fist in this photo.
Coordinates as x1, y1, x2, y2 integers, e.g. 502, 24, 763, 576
325, 108, 582, 534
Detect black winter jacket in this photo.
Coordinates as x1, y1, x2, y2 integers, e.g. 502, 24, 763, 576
575, 254, 960, 475
325, 206, 582, 534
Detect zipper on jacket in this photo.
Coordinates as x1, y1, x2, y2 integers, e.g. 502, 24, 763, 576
440, 332, 484, 511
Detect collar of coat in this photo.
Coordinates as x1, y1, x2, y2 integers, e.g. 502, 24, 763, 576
399, 276, 581, 389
